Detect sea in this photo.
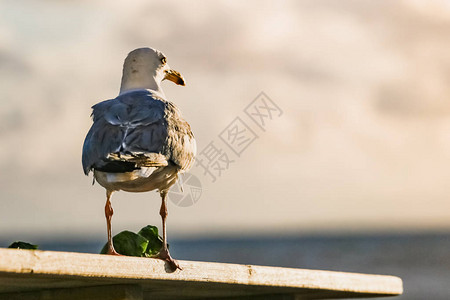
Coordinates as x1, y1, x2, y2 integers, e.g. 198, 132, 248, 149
2, 232, 449, 299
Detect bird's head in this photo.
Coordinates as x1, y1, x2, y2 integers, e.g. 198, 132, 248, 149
120, 47, 185, 96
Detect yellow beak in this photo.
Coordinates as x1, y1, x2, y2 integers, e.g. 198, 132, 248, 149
164, 69, 185, 86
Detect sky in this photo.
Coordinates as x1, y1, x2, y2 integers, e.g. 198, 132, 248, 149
1, 0, 450, 239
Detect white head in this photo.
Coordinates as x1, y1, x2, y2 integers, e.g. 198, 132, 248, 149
119, 47, 185, 96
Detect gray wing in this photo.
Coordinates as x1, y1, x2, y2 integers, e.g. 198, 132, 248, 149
82, 90, 195, 175
165, 102, 196, 171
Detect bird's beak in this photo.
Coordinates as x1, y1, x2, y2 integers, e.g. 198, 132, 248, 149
164, 69, 185, 86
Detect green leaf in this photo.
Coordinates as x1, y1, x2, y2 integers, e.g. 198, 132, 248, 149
138, 225, 164, 256
8, 241, 38, 250
100, 231, 148, 257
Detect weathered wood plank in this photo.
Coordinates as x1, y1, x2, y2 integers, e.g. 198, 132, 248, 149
0, 248, 402, 299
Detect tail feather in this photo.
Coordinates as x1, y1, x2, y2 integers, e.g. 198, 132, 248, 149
107, 152, 168, 167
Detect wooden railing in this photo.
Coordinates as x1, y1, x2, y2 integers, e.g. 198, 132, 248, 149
0, 248, 402, 299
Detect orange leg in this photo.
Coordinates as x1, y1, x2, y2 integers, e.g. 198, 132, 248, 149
105, 190, 120, 256
157, 190, 181, 270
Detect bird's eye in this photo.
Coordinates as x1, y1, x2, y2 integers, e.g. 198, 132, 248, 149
160, 57, 167, 65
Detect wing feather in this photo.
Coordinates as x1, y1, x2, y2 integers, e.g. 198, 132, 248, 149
82, 90, 195, 175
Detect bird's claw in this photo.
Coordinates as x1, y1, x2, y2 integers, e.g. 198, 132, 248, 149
106, 245, 123, 256
156, 247, 182, 271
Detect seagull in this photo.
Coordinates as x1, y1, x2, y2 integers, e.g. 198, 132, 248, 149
82, 47, 196, 270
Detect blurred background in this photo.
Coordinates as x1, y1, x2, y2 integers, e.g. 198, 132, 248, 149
1, 0, 449, 298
